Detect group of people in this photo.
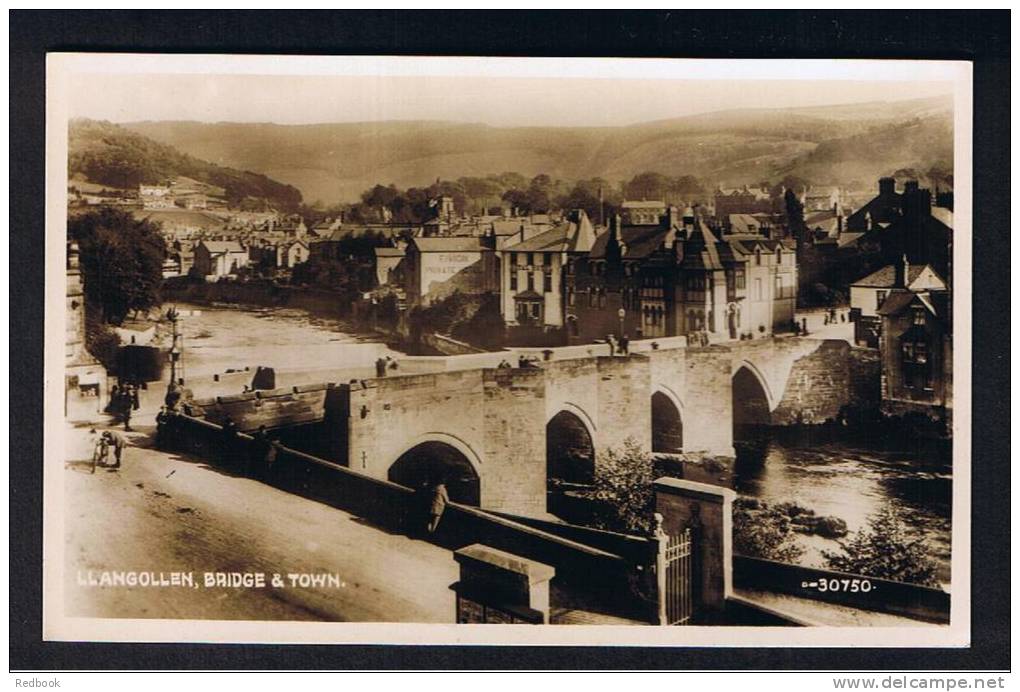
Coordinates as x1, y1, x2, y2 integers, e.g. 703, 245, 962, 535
374, 356, 400, 377
106, 381, 142, 431
822, 308, 846, 325
606, 333, 630, 356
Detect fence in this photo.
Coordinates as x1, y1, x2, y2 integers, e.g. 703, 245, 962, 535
662, 528, 694, 625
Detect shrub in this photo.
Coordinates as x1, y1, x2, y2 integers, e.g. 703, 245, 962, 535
822, 504, 940, 587
586, 438, 656, 535
733, 497, 805, 562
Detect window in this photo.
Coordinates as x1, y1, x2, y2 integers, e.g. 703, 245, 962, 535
530, 302, 541, 319
876, 291, 887, 309
776, 247, 782, 264
567, 288, 575, 306
566, 259, 575, 276
755, 249, 762, 266
509, 269, 517, 292
734, 267, 746, 289
527, 271, 535, 292
912, 307, 926, 325
755, 278, 763, 300
543, 265, 553, 293
526, 252, 534, 267
901, 339, 932, 390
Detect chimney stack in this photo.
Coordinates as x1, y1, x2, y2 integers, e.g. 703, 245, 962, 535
879, 177, 896, 196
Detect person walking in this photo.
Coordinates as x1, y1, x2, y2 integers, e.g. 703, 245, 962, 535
619, 333, 630, 355
427, 480, 450, 534
119, 389, 133, 431
220, 415, 239, 469
103, 430, 128, 468
607, 333, 617, 356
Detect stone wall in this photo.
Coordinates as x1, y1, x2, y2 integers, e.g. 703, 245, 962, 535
771, 340, 880, 425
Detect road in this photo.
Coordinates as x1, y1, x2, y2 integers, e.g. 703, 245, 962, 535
63, 423, 459, 622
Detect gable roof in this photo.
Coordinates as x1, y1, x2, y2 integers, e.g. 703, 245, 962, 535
504, 210, 596, 254
852, 264, 928, 288
589, 225, 674, 261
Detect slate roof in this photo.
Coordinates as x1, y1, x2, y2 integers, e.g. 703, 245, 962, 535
851, 264, 927, 288
589, 225, 673, 261
504, 211, 596, 254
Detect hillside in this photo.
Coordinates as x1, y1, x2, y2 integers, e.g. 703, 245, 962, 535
122, 96, 953, 205
68, 119, 304, 210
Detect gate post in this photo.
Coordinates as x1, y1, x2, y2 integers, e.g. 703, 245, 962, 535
654, 513, 668, 626
653, 477, 736, 623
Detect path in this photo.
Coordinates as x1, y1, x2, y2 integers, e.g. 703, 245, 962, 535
63, 424, 459, 622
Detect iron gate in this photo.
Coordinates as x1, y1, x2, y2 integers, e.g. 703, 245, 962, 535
663, 528, 694, 625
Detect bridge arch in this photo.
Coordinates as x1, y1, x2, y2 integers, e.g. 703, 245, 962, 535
651, 385, 684, 454
546, 408, 596, 487
387, 432, 482, 506
733, 359, 776, 411
732, 362, 773, 432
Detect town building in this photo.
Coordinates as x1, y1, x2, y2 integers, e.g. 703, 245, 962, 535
713, 184, 774, 219
802, 185, 843, 213
373, 245, 406, 287
620, 200, 668, 226
849, 261, 947, 348
192, 240, 250, 279
876, 265, 952, 423
139, 184, 175, 210
401, 234, 499, 307
845, 177, 905, 232
499, 209, 597, 344
565, 207, 797, 344
65, 241, 108, 420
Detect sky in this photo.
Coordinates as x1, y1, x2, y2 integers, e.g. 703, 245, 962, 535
64, 57, 958, 128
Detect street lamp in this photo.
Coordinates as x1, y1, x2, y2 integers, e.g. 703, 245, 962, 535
617, 307, 626, 338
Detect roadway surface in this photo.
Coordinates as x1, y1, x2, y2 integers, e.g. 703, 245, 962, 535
63, 421, 458, 622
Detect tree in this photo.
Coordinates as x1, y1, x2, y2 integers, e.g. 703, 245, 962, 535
450, 292, 505, 350
822, 504, 940, 587
68, 208, 166, 325
732, 497, 806, 562
624, 172, 671, 202
586, 438, 656, 534
783, 188, 806, 235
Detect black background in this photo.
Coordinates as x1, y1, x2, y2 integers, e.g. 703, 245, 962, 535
9, 10, 1010, 671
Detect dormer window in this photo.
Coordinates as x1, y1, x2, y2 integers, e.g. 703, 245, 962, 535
776, 247, 782, 264
755, 248, 762, 266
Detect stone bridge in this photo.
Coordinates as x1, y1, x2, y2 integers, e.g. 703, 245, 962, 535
192, 336, 877, 516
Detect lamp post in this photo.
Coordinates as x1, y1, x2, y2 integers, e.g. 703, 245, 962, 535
617, 307, 626, 339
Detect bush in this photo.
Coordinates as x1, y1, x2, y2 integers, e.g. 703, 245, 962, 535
85, 314, 122, 372
733, 497, 805, 562
822, 504, 940, 587
586, 438, 656, 535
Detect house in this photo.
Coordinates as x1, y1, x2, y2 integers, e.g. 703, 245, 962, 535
65, 241, 107, 420
500, 209, 597, 343
849, 260, 946, 348
139, 183, 175, 209
876, 281, 952, 423
803, 185, 843, 213
621, 200, 668, 226
401, 234, 499, 307
713, 185, 774, 219
855, 183, 953, 280
374, 245, 406, 287
845, 177, 904, 232
566, 206, 798, 344
192, 240, 249, 279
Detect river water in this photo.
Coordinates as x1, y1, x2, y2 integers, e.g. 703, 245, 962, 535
734, 429, 953, 585
170, 302, 404, 380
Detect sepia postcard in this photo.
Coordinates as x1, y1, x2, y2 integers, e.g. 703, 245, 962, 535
43, 53, 972, 647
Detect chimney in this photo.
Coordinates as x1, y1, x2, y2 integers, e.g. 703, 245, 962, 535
894, 254, 911, 289
878, 177, 896, 196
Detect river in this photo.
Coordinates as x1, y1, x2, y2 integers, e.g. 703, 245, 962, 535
734, 429, 953, 585
169, 301, 404, 380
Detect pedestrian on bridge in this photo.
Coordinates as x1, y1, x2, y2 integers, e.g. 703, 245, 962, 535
427, 481, 450, 534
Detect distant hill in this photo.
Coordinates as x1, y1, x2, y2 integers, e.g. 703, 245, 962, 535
122, 96, 953, 205
68, 119, 304, 210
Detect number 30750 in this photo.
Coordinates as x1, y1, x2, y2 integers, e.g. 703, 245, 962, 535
802, 578, 873, 593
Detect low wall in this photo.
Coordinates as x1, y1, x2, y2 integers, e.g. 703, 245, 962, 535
168, 413, 655, 622
733, 555, 949, 624
423, 332, 486, 356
